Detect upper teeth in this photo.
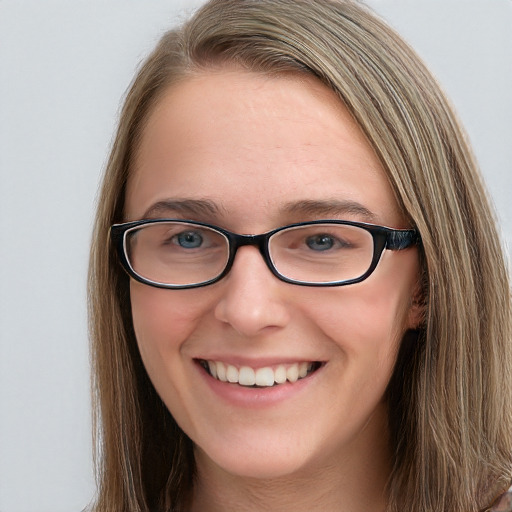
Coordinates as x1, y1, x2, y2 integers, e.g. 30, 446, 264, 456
205, 360, 314, 387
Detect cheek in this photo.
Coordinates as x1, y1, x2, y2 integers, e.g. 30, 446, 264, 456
129, 283, 212, 361
320, 289, 409, 405
300, 257, 417, 381
308, 287, 409, 351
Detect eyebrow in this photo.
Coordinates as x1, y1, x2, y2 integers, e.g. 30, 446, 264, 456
140, 198, 377, 223
142, 199, 222, 219
281, 199, 378, 222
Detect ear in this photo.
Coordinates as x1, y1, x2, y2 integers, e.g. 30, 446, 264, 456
406, 279, 426, 330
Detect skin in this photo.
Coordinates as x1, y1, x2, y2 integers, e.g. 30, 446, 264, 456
125, 68, 422, 512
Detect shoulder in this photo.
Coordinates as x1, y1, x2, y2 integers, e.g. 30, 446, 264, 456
488, 486, 512, 512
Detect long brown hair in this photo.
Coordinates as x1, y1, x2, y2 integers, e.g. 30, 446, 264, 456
88, 1, 512, 510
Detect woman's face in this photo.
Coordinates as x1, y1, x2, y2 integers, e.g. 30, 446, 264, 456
125, 69, 421, 480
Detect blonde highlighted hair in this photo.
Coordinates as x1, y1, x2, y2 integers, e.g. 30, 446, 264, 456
88, 1, 512, 510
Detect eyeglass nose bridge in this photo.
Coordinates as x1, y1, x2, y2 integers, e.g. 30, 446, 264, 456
223, 231, 276, 278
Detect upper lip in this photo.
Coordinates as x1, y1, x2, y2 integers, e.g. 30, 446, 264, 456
194, 356, 324, 368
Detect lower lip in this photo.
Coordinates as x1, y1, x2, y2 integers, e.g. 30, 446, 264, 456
195, 362, 323, 408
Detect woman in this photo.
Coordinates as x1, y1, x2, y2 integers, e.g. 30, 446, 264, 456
88, 0, 512, 510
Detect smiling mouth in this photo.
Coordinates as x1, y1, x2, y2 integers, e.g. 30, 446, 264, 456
198, 360, 323, 388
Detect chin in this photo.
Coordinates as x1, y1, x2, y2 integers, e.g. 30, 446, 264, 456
195, 439, 314, 480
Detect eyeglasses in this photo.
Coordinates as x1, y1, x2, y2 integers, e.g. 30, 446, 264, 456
110, 219, 419, 289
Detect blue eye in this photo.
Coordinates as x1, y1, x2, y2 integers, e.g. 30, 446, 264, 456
306, 234, 335, 251
174, 231, 203, 249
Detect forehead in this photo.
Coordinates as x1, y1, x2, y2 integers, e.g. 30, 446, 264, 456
126, 69, 403, 228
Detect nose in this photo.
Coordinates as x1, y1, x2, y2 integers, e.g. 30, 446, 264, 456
214, 246, 291, 337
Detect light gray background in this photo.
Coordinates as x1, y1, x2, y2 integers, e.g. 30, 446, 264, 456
1, 1, 511, 511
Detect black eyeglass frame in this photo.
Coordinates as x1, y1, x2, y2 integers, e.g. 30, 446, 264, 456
110, 218, 420, 289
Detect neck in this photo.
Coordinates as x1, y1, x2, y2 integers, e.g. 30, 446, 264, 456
190, 405, 391, 512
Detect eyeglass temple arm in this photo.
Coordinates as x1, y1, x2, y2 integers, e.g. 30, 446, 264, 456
386, 230, 420, 251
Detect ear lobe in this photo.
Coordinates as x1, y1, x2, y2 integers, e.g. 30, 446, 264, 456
407, 281, 426, 330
